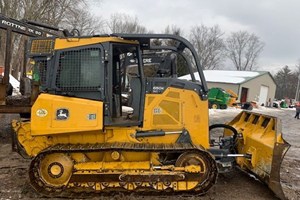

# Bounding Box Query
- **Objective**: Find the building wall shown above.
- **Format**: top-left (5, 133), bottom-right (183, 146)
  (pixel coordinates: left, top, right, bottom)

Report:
top-left (240, 73), bottom-right (276, 105)
top-left (206, 73), bottom-right (276, 105)
top-left (207, 82), bottom-right (239, 94)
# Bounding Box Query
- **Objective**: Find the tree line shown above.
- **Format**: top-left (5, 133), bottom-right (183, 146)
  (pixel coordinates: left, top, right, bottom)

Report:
top-left (102, 17), bottom-right (265, 72)
top-left (274, 64), bottom-right (300, 101)
top-left (0, 0), bottom-right (299, 100)
top-left (0, 0), bottom-right (265, 74)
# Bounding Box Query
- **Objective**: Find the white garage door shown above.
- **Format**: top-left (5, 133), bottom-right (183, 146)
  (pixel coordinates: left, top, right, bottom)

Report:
top-left (259, 85), bottom-right (269, 106)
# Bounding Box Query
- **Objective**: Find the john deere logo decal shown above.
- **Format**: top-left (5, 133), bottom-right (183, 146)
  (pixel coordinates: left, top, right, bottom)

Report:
top-left (56, 108), bottom-right (69, 120)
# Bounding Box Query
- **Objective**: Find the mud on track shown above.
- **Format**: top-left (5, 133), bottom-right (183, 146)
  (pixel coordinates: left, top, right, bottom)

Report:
top-left (0, 108), bottom-right (299, 199)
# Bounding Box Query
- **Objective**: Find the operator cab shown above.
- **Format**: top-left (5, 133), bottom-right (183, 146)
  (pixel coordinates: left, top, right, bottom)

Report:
top-left (28, 34), bottom-right (208, 127)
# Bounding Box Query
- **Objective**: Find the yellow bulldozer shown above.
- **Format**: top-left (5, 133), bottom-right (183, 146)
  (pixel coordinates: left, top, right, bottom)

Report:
top-left (0, 27), bottom-right (290, 199)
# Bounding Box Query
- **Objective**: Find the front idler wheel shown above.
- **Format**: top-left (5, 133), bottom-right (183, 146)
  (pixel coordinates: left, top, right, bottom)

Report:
top-left (39, 153), bottom-right (73, 187)
top-left (175, 151), bottom-right (217, 193)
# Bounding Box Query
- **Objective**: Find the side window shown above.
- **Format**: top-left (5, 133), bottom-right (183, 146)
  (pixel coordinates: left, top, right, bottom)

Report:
top-left (56, 48), bottom-right (102, 90)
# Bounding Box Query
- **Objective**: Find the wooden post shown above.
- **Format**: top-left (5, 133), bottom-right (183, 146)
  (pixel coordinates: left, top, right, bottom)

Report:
top-left (3, 28), bottom-right (12, 84)
top-left (0, 28), bottom-right (12, 104)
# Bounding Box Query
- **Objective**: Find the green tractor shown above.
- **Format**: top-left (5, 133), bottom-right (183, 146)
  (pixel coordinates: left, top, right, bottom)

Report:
top-left (208, 87), bottom-right (230, 109)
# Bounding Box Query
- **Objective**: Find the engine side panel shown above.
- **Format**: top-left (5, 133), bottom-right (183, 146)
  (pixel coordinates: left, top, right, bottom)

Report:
top-left (31, 94), bottom-right (103, 135)
top-left (142, 87), bottom-right (210, 149)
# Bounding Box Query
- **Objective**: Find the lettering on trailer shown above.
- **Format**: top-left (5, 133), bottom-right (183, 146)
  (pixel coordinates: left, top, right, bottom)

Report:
top-left (28, 28), bottom-right (42, 36)
top-left (1, 19), bottom-right (42, 36)
top-left (1, 20), bottom-right (26, 31)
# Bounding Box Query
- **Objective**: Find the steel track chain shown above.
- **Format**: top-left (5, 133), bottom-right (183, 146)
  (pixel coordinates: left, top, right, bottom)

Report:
top-left (29, 142), bottom-right (218, 198)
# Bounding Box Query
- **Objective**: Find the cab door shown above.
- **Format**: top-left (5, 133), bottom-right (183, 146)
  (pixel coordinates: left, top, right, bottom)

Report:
top-left (104, 43), bottom-right (145, 126)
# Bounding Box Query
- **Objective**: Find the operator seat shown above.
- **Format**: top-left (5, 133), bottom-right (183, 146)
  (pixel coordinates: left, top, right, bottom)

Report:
top-left (128, 77), bottom-right (141, 119)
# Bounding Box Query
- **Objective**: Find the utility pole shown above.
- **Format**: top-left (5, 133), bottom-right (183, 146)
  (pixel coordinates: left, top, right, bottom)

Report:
top-left (295, 74), bottom-right (300, 102)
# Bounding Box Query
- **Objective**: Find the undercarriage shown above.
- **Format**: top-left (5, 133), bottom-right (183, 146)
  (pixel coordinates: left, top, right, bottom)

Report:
top-left (29, 143), bottom-right (218, 197)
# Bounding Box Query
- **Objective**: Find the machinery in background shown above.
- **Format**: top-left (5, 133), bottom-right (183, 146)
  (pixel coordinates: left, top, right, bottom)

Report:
top-left (208, 87), bottom-right (230, 109)
top-left (226, 89), bottom-right (239, 107)
top-left (0, 14), bottom-right (76, 113)
top-left (208, 88), bottom-right (230, 109)
top-left (208, 88), bottom-right (238, 109)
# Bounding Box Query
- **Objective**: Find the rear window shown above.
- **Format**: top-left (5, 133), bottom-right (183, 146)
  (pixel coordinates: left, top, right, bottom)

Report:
top-left (56, 48), bottom-right (102, 91)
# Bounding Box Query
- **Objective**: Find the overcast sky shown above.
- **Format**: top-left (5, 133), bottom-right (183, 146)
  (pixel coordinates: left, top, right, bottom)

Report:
top-left (90, 0), bottom-right (300, 73)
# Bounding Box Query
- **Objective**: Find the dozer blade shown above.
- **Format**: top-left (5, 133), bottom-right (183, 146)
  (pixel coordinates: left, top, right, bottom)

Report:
top-left (226, 111), bottom-right (290, 200)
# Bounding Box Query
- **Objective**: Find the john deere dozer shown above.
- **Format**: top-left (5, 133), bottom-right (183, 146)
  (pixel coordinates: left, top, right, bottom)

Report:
top-left (0, 25), bottom-right (290, 199)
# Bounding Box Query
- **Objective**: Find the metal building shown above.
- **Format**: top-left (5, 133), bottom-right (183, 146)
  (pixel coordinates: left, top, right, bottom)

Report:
top-left (180, 70), bottom-right (277, 106)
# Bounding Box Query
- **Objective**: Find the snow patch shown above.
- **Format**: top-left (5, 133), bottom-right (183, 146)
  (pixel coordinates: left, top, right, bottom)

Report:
top-left (9, 75), bottom-right (20, 90)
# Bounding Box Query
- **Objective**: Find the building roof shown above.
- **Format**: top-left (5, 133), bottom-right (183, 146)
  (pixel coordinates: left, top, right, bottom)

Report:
top-left (179, 70), bottom-right (271, 84)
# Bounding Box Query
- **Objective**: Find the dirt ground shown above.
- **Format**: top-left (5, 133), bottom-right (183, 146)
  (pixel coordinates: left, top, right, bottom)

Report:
top-left (0, 108), bottom-right (299, 200)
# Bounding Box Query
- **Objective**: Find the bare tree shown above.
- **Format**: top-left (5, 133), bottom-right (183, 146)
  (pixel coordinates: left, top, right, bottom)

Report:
top-left (106, 13), bottom-right (147, 34)
top-left (161, 25), bottom-right (191, 76)
top-left (163, 25), bottom-right (184, 45)
top-left (164, 25), bottom-right (183, 36)
top-left (62, 7), bottom-right (105, 35)
top-left (226, 30), bottom-right (264, 71)
top-left (0, 0), bottom-right (24, 67)
top-left (189, 24), bottom-right (225, 70)
top-left (0, 0), bottom-right (97, 78)
top-left (17, 0), bottom-right (86, 26)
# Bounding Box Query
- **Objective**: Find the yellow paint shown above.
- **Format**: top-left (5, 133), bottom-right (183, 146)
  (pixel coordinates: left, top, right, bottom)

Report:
top-left (13, 84), bottom-right (211, 192)
top-left (12, 120), bottom-right (52, 157)
top-left (183, 165), bottom-right (201, 173)
top-left (31, 94), bottom-right (103, 135)
top-left (142, 87), bottom-right (210, 149)
top-left (50, 164), bottom-right (62, 176)
top-left (39, 153), bottom-right (73, 187)
top-left (54, 37), bottom-right (138, 50)
top-left (71, 153), bottom-right (89, 163)
top-left (226, 89), bottom-right (238, 107)
top-left (111, 151), bottom-right (120, 160)
top-left (74, 161), bottom-right (150, 171)
top-left (228, 111), bottom-right (288, 179)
